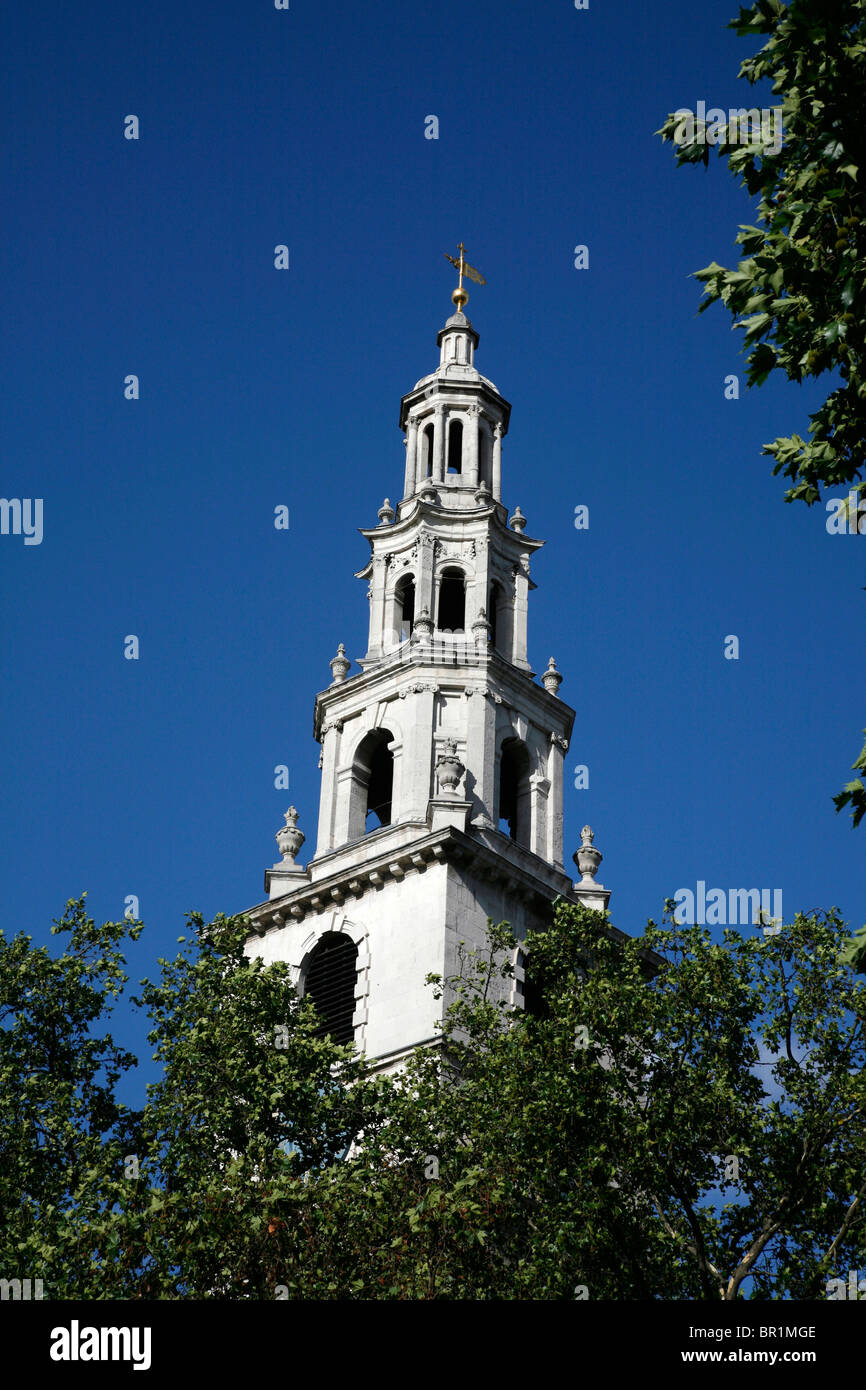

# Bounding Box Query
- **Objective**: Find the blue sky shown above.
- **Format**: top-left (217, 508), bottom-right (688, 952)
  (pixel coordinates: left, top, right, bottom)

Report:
top-left (2, 0), bottom-right (863, 1087)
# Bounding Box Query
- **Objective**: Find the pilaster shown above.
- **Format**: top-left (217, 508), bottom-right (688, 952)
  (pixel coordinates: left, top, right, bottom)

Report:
top-left (404, 418), bottom-right (418, 497)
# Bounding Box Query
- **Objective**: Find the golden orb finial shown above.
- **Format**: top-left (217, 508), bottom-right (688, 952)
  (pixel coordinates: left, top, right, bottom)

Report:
top-left (443, 242), bottom-right (485, 314)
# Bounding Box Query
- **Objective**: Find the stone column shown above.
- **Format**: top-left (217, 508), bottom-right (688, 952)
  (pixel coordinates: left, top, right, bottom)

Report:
top-left (529, 771), bottom-right (550, 860)
top-left (401, 684), bottom-right (437, 821)
top-left (432, 406), bottom-right (445, 483)
top-left (466, 405), bottom-right (480, 487)
top-left (415, 420), bottom-right (429, 490)
top-left (492, 423), bottom-right (503, 500)
top-left (387, 731), bottom-right (404, 823)
top-left (464, 686), bottom-right (496, 827)
top-left (367, 554), bottom-right (388, 658)
top-left (416, 533), bottom-right (436, 624)
top-left (547, 733), bottom-right (566, 868)
top-left (315, 719), bottom-right (343, 857)
top-left (512, 562), bottom-right (531, 669)
top-left (404, 418), bottom-right (418, 497)
top-left (333, 762), bottom-right (357, 846)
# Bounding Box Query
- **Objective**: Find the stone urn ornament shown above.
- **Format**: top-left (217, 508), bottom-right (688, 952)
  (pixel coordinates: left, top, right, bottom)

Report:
top-left (276, 805), bottom-right (305, 864)
top-left (412, 604), bottom-right (434, 641)
top-left (574, 824), bottom-right (602, 882)
top-left (541, 657), bottom-right (563, 696)
top-left (330, 642), bottom-right (351, 684)
top-left (436, 737), bottom-right (465, 796)
top-left (471, 606), bottom-right (492, 643)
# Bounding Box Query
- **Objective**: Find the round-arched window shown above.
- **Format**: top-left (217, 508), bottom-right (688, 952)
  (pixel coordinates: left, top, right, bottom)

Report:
top-left (303, 932), bottom-right (358, 1045)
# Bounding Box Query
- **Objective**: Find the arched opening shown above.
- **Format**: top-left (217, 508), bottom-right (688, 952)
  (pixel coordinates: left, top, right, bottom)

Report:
top-left (348, 728), bottom-right (395, 838)
top-left (479, 426), bottom-right (492, 489)
top-left (422, 424), bottom-right (434, 479)
top-left (366, 740), bottom-right (393, 828)
top-left (499, 737), bottom-right (532, 846)
top-left (488, 580), bottom-right (504, 651)
top-left (396, 574), bottom-right (415, 641)
top-left (447, 419), bottom-right (463, 474)
top-left (303, 933), bottom-right (358, 1045)
top-left (437, 567), bottom-right (465, 633)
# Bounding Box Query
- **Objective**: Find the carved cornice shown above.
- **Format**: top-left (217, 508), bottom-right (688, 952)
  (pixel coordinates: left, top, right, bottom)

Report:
top-left (314, 644), bottom-right (573, 746)
top-left (246, 825), bottom-right (577, 937)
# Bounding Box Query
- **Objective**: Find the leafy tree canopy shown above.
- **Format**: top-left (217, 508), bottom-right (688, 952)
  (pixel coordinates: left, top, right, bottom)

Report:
top-left (3, 897), bottom-right (864, 1299)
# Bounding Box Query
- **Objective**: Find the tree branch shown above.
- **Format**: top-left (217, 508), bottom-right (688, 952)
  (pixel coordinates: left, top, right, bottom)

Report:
top-left (823, 1175), bottom-right (866, 1269)
top-left (650, 1191), bottom-right (723, 1297)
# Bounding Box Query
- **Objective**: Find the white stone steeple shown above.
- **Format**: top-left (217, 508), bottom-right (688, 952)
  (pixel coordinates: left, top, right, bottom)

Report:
top-left (399, 307), bottom-right (506, 507)
top-left (244, 276), bottom-right (610, 1071)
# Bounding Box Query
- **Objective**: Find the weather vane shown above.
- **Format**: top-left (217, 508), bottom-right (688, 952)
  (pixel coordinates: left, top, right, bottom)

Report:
top-left (443, 242), bottom-right (485, 312)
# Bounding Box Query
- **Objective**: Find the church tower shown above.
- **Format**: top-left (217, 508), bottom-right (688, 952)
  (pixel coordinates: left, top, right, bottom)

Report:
top-left (244, 252), bottom-right (610, 1071)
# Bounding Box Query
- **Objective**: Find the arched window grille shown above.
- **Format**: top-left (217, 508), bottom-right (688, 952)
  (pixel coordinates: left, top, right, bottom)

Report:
top-left (303, 933), bottom-right (358, 1044)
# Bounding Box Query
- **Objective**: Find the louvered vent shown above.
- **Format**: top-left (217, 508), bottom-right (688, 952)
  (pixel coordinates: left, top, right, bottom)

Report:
top-left (303, 933), bottom-right (358, 1045)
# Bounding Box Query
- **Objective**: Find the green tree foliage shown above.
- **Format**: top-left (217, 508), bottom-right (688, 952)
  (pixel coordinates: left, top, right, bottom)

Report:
top-left (266, 903), bottom-right (866, 1299)
top-left (0, 896), bottom-right (142, 1288)
top-left (657, 0), bottom-right (866, 826)
top-left (2, 899), bottom-right (864, 1298)
top-left (65, 912), bottom-right (381, 1298)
